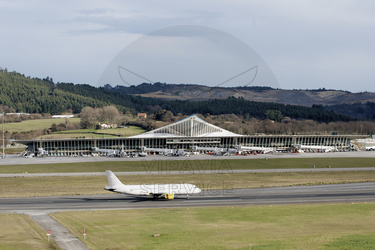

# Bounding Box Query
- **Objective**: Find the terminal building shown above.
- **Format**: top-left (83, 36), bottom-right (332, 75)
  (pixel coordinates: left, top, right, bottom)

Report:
top-left (18, 114), bottom-right (365, 156)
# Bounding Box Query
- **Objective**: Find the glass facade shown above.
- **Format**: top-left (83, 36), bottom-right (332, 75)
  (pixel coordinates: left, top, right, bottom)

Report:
top-left (23, 134), bottom-right (358, 156)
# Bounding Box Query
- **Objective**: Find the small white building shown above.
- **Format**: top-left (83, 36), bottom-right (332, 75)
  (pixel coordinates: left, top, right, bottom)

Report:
top-left (137, 113), bottom-right (147, 118)
top-left (5, 113), bottom-right (30, 116)
top-left (52, 115), bottom-right (75, 118)
top-left (100, 123), bottom-right (110, 129)
top-left (100, 123), bottom-right (117, 129)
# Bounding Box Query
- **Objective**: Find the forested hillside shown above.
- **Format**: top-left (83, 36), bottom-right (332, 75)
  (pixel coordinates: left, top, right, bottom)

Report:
top-left (58, 83), bottom-right (354, 123)
top-left (0, 70), bottom-right (113, 114)
top-left (104, 82), bottom-right (375, 120)
top-left (57, 82), bottom-right (160, 113)
top-left (0, 69), bottom-right (357, 122)
top-left (327, 102), bottom-right (375, 120)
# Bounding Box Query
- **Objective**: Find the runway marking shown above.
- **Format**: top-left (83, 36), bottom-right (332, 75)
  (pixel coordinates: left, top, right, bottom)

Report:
top-left (183, 199), bottom-right (243, 203)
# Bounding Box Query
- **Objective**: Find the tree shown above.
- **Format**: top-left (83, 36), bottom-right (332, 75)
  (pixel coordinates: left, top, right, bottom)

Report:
top-left (80, 107), bottom-right (99, 129)
top-left (99, 105), bottom-right (120, 124)
top-left (51, 123), bottom-right (58, 132)
top-left (155, 110), bottom-right (174, 122)
top-left (265, 110), bottom-right (283, 122)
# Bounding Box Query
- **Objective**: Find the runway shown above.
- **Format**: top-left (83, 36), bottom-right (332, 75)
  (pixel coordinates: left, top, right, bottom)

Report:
top-left (1, 182), bottom-right (374, 214)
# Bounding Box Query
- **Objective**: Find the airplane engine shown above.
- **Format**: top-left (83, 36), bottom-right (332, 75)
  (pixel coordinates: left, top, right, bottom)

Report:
top-left (164, 193), bottom-right (174, 200)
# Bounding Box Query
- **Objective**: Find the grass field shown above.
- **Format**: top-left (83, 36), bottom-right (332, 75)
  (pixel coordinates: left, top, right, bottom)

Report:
top-left (2, 147), bottom-right (27, 154)
top-left (0, 214), bottom-right (59, 249)
top-left (1, 171), bottom-right (374, 197)
top-left (40, 126), bottom-right (146, 139)
top-left (3, 118), bottom-right (81, 133)
top-left (2, 117), bottom-right (145, 139)
top-left (0, 158), bottom-right (374, 174)
top-left (51, 203), bottom-right (375, 249)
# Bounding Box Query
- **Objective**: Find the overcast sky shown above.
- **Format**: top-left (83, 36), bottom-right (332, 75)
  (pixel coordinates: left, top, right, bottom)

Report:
top-left (1, 0), bottom-right (374, 92)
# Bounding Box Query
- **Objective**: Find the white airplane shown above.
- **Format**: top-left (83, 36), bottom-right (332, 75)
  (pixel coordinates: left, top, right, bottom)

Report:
top-left (295, 145), bottom-right (335, 153)
top-left (235, 145), bottom-right (274, 154)
top-left (192, 146), bottom-right (237, 155)
top-left (141, 147), bottom-right (190, 157)
top-left (104, 170), bottom-right (201, 200)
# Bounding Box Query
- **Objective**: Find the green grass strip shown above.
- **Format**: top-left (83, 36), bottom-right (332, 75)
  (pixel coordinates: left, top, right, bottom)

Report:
top-left (0, 214), bottom-right (59, 249)
top-left (51, 203), bottom-right (375, 249)
top-left (0, 158), bottom-right (374, 174)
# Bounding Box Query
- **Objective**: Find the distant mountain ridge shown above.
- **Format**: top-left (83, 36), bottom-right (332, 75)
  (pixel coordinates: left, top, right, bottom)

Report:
top-left (103, 83), bottom-right (375, 120)
top-left (104, 83), bottom-right (375, 106)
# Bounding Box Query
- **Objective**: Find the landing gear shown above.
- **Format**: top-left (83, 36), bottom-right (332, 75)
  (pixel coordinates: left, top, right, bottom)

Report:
top-left (187, 194), bottom-right (190, 200)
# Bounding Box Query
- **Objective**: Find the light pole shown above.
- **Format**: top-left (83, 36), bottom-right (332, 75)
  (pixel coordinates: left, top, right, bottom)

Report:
top-left (2, 110), bottom-right (4, 159)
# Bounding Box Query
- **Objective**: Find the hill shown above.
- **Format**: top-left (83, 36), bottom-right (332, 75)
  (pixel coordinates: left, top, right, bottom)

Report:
top-left (0, 69), bottom-right (367, 122)
top-left (104, 83), bottom-right (375, 120)
top-left (0, 70), bottom-right (112, 114)
top-left (104, 83), bottom-right (375, 105)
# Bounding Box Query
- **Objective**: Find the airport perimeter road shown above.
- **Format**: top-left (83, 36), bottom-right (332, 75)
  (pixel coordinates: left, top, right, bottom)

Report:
top-left (1, 167), bottom-right (375, 178)
top-left (1, 182), bottom-right (374, 213)
top-left (1, 151), bottom-right (375, 166)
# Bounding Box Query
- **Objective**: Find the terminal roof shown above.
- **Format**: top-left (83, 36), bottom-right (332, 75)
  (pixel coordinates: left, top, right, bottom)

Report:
top-left (129, 114), bottom-right (241, 138)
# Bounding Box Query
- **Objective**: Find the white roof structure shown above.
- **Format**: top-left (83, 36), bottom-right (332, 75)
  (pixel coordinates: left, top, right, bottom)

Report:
top-left (130, 114), bottom-right (241, 138)
top-left (52, 115), bottom-right (75, 118)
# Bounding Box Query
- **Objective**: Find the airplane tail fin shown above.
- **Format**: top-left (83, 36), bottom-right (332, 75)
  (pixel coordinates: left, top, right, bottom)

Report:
top-left (106, 170), bottom-right (124, 187)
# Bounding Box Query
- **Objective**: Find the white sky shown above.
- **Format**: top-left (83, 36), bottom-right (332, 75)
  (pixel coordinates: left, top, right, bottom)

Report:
top-left (1, 0), bottom-right (374, 92)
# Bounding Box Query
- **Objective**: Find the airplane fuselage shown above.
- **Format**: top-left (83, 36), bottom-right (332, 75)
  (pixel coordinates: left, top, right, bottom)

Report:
top-left (104, 170), bottom-right (201, 199)
top-left (105, 183), bottom-right (201, 196)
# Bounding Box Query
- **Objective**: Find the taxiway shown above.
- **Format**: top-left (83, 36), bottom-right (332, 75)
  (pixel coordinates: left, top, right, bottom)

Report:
top-left (1, 182), bottom-right (374, 214)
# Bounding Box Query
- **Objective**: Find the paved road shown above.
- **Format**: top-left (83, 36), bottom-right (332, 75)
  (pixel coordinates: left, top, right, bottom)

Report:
top-left (29, 213), bottom-right (89, 250)
top-left (1, 182), bottom-right (374, 214)
top-left (1, 151), bottom-right (374, 166)
top-left (1, 167), bottom-right (375, 178)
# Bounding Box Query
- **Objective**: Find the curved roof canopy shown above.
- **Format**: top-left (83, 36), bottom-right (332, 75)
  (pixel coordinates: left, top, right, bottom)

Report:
top-left (130, 114), bottom-right (241, 138)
